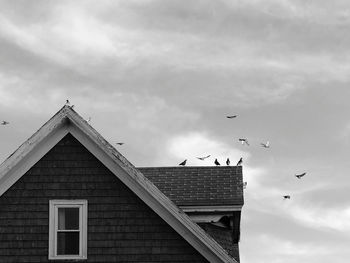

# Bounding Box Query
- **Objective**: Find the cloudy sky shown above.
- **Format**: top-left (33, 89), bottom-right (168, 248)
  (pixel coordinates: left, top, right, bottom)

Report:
top-left (1, 0), bottom-right (350, 262)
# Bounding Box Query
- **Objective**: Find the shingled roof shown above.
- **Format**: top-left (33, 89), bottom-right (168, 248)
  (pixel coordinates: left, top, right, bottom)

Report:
top-left (138, 166), bottom-right (244, 207)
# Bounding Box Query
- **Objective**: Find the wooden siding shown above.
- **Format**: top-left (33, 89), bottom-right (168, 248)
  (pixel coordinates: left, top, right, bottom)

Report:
top-left (0, 134), bottom-right (209, 263)
top-left (199, 223), bottom-right (240, 262)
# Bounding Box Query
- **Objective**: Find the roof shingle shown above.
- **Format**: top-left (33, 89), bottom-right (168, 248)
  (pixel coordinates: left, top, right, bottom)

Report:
top-left (138, 166), bottom-right (244, 206)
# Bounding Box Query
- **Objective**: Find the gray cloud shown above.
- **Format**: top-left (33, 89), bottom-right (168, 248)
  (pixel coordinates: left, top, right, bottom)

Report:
top-left (0, 2), bottom-right (349, 263)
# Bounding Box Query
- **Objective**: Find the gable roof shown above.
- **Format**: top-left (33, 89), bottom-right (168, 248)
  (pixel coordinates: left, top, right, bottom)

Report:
top-left (139, 166), bottom-right (244, 207)
top-left (0, 105), bottom-right (238, 263)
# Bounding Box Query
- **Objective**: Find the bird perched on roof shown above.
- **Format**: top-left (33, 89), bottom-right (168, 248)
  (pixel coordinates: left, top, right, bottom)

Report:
top-left (65, 99), bottom-right (70, 106)
top-left (197, 155), bottom-right (211, 160)
top-left (261, 141), bottom-right (270, 148)
top-left (236, 157), bottom-right (243, 166)
top-left (295, 172), bottom-right (306, 179)
top-left (226, 115), bottom-right (237, 119)
top-left (179, 159), bottom-right (187, 166)
top-left (283, 195), bottom-right (291, 199)
top-left (116, 142), bottom-right (124, 145)
top-left (239, 138), bottom-right (249, 146)
top-left (1, 121), bottom-right (9, 125)
top-left (214, 159), bottom-right (220, 166)
top-left (226, 158), bottom-right (230, 165)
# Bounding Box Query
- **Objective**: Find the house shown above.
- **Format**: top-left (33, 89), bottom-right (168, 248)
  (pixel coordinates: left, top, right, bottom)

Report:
top-left (0, 106), bottom-right (244, 262)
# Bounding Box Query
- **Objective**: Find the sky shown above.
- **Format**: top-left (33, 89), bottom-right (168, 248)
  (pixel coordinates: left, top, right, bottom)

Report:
top-left (0, 0), bottom-right (350, 262)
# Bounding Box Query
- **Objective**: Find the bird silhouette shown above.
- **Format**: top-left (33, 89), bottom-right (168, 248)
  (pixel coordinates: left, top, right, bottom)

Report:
top-left (65, 99), bottom-right (70, 106)
top-left (226, 158), bottom-right (230, 165)
top-left (116, 142), bottom-right (124, 145)
top-left (197, 155), bottom-right (211, 160)
top-left (179, 159), bottom-right (187, 166)
top-left (214, 159), bottom-right (220, 166)
top-left (226, 115), bottom-right (237, 119)
top-left (295, 172), bottom-right (306, 179)
top-left (261, 141), bottom-right (270, 148)
top-left (239, 138), bottom-right (249, 146)
top-left (283, 195), bottom-right (291, 199)
top-left (236, 157), bottom-right (243, 166)
top-left (1, 121), bottom-right (9, 125)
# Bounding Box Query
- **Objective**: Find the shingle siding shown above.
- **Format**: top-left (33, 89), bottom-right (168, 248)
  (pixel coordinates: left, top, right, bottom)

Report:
top-left (0, 134), bottom-right (209, 263)
top-left (199, 223), bottom-right (240, 262)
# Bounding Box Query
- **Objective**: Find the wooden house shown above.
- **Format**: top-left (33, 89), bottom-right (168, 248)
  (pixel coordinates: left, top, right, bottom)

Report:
top-left (0, 106), bottom-right (244, 262)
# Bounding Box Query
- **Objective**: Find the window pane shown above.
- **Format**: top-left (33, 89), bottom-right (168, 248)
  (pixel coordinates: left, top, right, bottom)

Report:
top-left (58, 208), bottom-right (79, 230)
top-left (57, 232), bottom-right (80, 255)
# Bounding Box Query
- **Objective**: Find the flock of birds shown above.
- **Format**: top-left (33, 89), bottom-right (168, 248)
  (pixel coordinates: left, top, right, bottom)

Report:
top-left (1, 102), bottom-right (307, 199)
top-left (178, 156), bottom-right (243, 167)
top-left (175, 114), bottom-right (307, 199)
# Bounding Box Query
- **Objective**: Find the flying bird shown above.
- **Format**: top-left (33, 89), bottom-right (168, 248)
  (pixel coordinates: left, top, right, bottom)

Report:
top-left (116, 142), bottom-right (124, 145)
top-left (1, 121), bottom-right (9, 125)
top-left (295, 172), bottom-right (306, 179)
top-left (214, 159), bottom-right (220, 166)
top-left (197, 155), bottom-right (211, 160)
top-left (239, 138), bottom-right (249, 146)
top-left (226, 115), bottom-right (237, 119)
top-left (283, 195), bottom-right (291, 199)
top-left (261, 141), bottom-right (270, 148)
top-left (179, 159), bottom-right (187, 166)
top-left (226, 158), bottom-right (230, 166)
top-left (236, 157), bottom-right (243, 166)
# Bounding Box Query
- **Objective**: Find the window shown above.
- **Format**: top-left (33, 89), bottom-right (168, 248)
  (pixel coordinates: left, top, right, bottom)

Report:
top-left (49, 200), bottom-right (88, 260)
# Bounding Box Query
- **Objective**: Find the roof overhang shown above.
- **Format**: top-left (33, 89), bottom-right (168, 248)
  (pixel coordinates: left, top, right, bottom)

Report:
top-left (180, 205), bottom-right (242, 213)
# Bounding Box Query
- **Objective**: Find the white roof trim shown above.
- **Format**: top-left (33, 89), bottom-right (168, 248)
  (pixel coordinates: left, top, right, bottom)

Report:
top-left (0, 106), bottom-right (238, 263)
top-left (180, 205), bottom-right (242, 213)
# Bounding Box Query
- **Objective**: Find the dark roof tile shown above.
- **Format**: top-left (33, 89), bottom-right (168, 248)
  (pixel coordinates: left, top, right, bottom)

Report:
top-left (138, 166), bottom-right (244, 206)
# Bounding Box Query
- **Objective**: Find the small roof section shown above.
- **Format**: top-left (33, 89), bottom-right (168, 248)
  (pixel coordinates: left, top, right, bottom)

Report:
top-left (139, 166), bottom-right (244, 207)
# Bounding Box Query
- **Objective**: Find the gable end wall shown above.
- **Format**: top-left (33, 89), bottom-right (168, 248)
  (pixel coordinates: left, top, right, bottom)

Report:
top-left (0, 134), bottom-right (209, 263)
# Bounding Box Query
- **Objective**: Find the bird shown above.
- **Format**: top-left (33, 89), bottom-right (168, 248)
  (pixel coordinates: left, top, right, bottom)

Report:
top-left (236, 157), bottom-right (243, 166)
top-left (179, 159), bottom-right (187, 166)
top-left (65, 99), bottom-right (70, 106)
top-left (1, 121), bottom-right (9, 125)
top-left (226, 158), bottom-right (230, 165)
top-left (214, 159), bottom-right (220, 166)
top-left (116, 142), bottom-right (124, 145)
top-left (226, 115), bottom-right (237, 119)
top-left (261, 141), bottom-right (270, 148)
top-left (239, 138), bottom-right (249, 146)
top-left (283, 195), bottom-right (291, 199)
top-left (197, 155), bottom-right (211, 160)
top-left (295, 172), bottom-right (306, 179)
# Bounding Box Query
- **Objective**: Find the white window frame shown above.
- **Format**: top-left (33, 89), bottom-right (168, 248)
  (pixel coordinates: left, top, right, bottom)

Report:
top-left (49, 200), bottom-right (88, 260)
